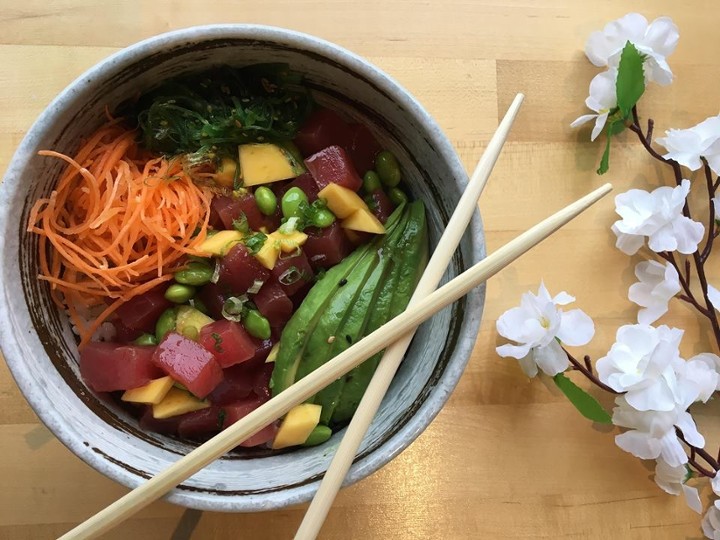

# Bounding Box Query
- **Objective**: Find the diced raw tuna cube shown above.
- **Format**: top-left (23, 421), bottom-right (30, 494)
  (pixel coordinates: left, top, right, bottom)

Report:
top-left (305, 146), bottom-right (363, 192)
top-left (253, 363), bottom-right (275, 401)
top-left (303, 223), bottom-right (353, 269)
top-left (139, 407), bottom-right (184, 435)
top-left (248, 338), bottom-right (275, 365)
top-left (253, 281), bottom-right (293, 329)
top-left (111, 319), bottom-right (143, 343)
top-left (198, 320), bottom-right (257, 368)
top-left (178, 406), bottom-right (225, 438)
top-left (218, 244), bottom-right (271, 296)
top-left (224, 396), bottom-right (278, 447)
top-left (294, 108), bottom-right (352, 157)
top-left (207, 363), bottom-right (256, 405)
top-left (196, 282), bottom-right (229, 320)
top-left (80, 343), bottom-right (163, 392)
top-left (114, 286), bottom-right (172, 333)
top-left (273, 172), bottom-right (319, 202)
top-left (290, 282), bottom-right (314, 309)
top-left (271, 250), bottom-right (314, 297)
top-left (346, 123), bottom-right (381, 174)
top-left (212, 194), bottom-right (280, 232)
top-left (152, 332), bottom-right (223, 398)
top-left (366, 189), bottom-right (395, 224)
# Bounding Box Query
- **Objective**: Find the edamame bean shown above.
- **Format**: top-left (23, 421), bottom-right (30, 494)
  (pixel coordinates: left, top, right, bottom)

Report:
top-left (164, 284), bottom-right (196, 304)
top-left (375, 150), bottom-right (401, 187)
top-left (312, 208), bottom-right (336, 228)
top-left (302, 425), bottom-right (333, 446)
top-left (243, 309), bottom-right (271, 340)
top-left (174, 262), bottom-right (213, 286)
top-left (281, 187), bottom-right (309, 219)
top-left (155, 308), bottom-right (177, 342)
top-left (254, 186), bottom-right (277, 216)
top-left (388, 187), bottom-right (408, 206)
top-left (362, 170), bottom-right (382, 193)
top-left (133, 333), bottom-right (159, 346)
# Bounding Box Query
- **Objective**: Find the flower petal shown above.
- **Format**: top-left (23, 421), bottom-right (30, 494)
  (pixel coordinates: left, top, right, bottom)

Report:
top-left (496, 342), bottom-right (533, 360)
top-left (570, 113), bottom-right (598, 129)
top-left (591, 112), bottom-right (608, 142)
top-left (533, 340), bottom-right (569, 376)
top-left (709, 285), bottom-right (720, 312)
top-left (557, 309), bottom-right (595, 346)
top-left (682, 484), bottom-right (703, 514)
top-left (644, 17), bottom-right (680, 57)
top-left (615, 430), bottom-right (661, 460)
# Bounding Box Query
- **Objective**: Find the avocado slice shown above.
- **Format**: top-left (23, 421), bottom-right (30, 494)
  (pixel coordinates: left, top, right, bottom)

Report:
top-left (238, 143), bottom-right (305, 186)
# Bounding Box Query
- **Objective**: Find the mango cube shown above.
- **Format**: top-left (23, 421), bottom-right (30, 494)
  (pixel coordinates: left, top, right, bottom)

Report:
top-left (239, 143), bottom-right (303, 186)
top-left (317, 183), bottom-right (367, 219)
top-left (254, 239), bottom-right (281, 269)
top-left (341, 208), bottom-right (386, 234)
top-left (197, 230), bottom-right (244, 257)
top-left (271, 230), bottom-right (308, 253)
top-left (121, 376), bottom-right (174, 405)
top-left (152, 387), bottom-right (209, 419)
top-left (272, 403), bottom-right (322, 449)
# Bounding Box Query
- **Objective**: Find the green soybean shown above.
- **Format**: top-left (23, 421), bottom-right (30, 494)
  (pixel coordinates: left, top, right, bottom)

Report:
top-left (133, 333), bottom-right (159, 346)
top-left (362, 170), bottom-right (382, 193)
top-left (375, 150), bottom-right (401, 187)
top-left (302, 425), bottom-right (333, 447)
top-left (155, 308), bottom-right (177, 342)
top-left (312, 208), bottom-right (336, 228)
top-left (243, 309), bottom-right (271, 340)
top-left (388, 187), bottom-right (408, 206)
top-left (281, 187), bottom-right (309, 219)
top-left (164, 284), bottom-right (196, 304)
top-left (174, 262), bottom-right (213, 286)
top-left (255, 186), bottom-right (277, 216)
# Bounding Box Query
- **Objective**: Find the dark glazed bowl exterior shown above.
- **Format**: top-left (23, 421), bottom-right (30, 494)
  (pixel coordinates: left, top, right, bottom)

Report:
top-left (0, 25), bottom-right (485, 511)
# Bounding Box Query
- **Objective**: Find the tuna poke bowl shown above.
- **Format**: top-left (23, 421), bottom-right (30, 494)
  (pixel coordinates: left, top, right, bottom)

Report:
top-left (0, 25), bottom-right (485, 510)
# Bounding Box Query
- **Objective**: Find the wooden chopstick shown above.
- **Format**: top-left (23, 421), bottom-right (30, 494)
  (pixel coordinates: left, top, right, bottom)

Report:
top-left (59, 182), bottom-right (612, 540)
top-left (294, 93), bottom-right (525, 539)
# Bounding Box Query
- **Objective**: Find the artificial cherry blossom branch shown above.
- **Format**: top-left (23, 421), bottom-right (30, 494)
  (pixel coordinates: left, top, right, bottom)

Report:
top-left (563, 348), bottom-right (621, 395)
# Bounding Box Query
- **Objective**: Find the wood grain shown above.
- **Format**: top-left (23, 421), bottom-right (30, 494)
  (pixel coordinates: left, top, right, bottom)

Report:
top-left (1, 1), bottom-right (719, 538)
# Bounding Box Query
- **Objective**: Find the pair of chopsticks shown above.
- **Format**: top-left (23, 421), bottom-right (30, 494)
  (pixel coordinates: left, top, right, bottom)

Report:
top-left (59, 93), bottom-right (612, 540)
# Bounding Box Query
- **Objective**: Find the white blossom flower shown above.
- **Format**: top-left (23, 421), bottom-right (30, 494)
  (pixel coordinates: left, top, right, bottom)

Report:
top-left (628, 260), bottom-right (681, 324)
top-left (570, 69), bottom-right (618, 141)
top-left (585, 13), bottom-right (679, 85)
top-left (612, 179), bottom-right (705, 255)
top-left (597, 324), bottom-right (683, 411)
top-left (612, 396), bottom-right (703, 467)
top-left (714, 196), bottom-right (720, 217)
top-left (703, 500), bottom-right (720, 540)
top-left (656, 115), bottom-right (720, 176)
top-left (654, 459), bottom-right (702, 513)
top-left (692, 353), bottom-right (720, 392)
top-left (709, 284), bottom-right (720, 312)
top-left (496, 283), bottom-right (594, 378)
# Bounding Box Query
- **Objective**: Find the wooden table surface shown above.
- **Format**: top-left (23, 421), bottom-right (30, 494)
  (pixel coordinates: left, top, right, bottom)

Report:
top-left (2, 1), bottom-right (719, 539)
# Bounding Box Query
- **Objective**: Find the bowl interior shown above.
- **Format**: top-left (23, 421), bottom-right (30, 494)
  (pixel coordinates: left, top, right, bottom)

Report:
top-left (0, 26), bottom-right (484, 511)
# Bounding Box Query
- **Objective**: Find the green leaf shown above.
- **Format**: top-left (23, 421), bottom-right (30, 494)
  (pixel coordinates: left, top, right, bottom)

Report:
top-left (616, 42), bottom-right (646, 117)
top-left (553, 372), bottom-right (613, 424)
top-left (596, 118), bottom-right (626, 175)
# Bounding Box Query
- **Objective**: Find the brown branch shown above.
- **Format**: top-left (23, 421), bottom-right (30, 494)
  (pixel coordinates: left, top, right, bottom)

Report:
top-left (563, 348), bottom-right (622, 395)
top-left (676, 427), bottom-right (719, 477)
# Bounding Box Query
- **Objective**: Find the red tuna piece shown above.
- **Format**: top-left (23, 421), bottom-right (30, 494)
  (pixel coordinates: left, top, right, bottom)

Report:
top-left (225, 396), bottom-right (278, 447)
top-left (217, 243), bottom-right (271, 296)
top-left (303, 223), bottom-right (353, 269)
top-left (293, 108), bottom-right (352, 157)
top-left (305, 146), bottom-right (363, 192)
top-left (366, 189), bottom-right (395, 224)
top-left (253, 281), bottom-right (293, 329)
top-left (177, 406), bottom-right (225, 438)
top-left (346, 123), bottom-right (381, 174)
top-left (211, 194), bottom-right (280, 232)
top-left (80, 342), bottom-right (163, 392)
top-left (139, 407), bottom-right (185, 435)
top-left (196, 282), bottom-right (229, 320)
top-left (152, 332), bottom-right (223, 398)
top-left (271, 250), bottom-right (314, 297)
top-left (273, 172), bottom-right (319, 202)
top-left (198, 319), bottom-right (257, 368)
top-left (114, 286), bottom-right (172, 333)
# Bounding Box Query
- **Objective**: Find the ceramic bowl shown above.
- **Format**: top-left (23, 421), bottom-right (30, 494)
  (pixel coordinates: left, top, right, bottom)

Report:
top-left (0, 25), bottom-right (485, 511)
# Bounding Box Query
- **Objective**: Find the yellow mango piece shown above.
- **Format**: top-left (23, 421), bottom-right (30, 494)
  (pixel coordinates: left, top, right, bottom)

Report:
top-left (272, 404), bottom-right (322, 449)
top-left (175, 306), bottom-right (214, 341)
top-left (341, 208), bottom-right (386, 234)
top-left (270, 230), bottom-right (308, 253)
top-left (239, 143), bottom-right (302, 186)
top-left (121, 376), bottom-right (174, 405)
top-left (317, 183), bottom-right (367, 219)
top-left (254, 238), bottom-right (281, 269)
top-left (152, 387), bottom-right (209, 419)
top-left (215, 157), bottom-right (238, 188)
top-left (197, 230), bottom-right (244, 257)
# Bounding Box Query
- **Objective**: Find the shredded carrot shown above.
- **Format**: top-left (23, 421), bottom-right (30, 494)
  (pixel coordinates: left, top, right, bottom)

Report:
top-left (27, 121), bottom-right (212, 348)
